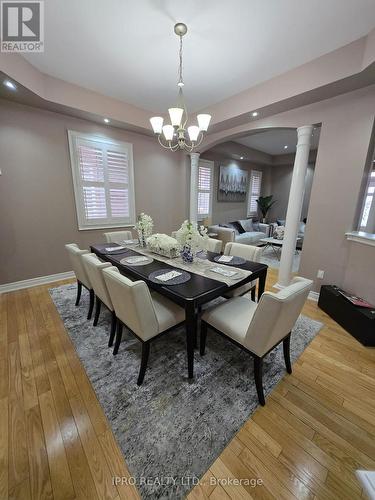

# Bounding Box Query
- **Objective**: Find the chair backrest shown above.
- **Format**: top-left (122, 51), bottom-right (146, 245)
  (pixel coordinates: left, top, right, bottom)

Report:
top-left (244, 277), bottom-right (313, 356)
top-left (103, 267), bottom-right (159, 340)
top-left (65, 243), bottom-right (91, 289)
top-left (224, 242), bottom-right (263, 262)
top-left (104, 231), bottom-right (133, 244)
top-left (206, 238), bottom-right (222, 254)
top-left (82, 254), bottom-right (113, 310)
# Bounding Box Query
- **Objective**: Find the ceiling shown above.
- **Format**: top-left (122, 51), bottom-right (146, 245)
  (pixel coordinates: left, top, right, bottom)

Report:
top-left (22, 0), bottom-right (375, 113)
top-left (234, 128), bottom-right (321, 155)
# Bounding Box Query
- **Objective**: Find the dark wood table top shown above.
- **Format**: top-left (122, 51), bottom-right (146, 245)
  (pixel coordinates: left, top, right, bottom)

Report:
top-left (90, 243), bottom-right (268, 307)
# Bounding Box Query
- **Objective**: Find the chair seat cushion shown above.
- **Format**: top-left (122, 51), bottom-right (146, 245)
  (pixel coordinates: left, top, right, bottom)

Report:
top-left (223, 280), bottom-right (256, 298)
top-left (152, 293), bottom-right (185, 334)
top-left (202, 297), bottom-right (257, 346)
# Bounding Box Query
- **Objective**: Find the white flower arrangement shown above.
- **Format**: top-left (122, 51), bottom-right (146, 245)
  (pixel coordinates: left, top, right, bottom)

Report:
top-left (135, 213), bottom-right (154, 246)
top-left (175, 220), bottom-right (209, 256)
top-left (146, 233), bottom-right (180, 259)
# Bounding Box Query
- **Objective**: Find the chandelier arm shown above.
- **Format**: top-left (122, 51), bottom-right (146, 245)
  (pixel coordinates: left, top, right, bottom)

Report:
top-left (158, 135), bottom-right (174, 149)
top-left (195, 133), bottom-right (204, 148)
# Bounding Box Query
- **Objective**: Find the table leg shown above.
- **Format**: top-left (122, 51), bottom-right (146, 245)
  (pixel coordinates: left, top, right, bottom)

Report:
top-left (185, 302), bottom-right (197, 379)
top-left (258, 269), bottom-right (267, 301)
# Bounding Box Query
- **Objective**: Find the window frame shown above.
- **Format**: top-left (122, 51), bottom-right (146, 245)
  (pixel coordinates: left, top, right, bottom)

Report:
top-left (197, 159), bottom-right (214, 219)
top-left (247, 169), bottom-right (263, 217)
top-left (358, 165), bottom-right (375, 233)
top-left (68, 130), bottom-right (136, 231)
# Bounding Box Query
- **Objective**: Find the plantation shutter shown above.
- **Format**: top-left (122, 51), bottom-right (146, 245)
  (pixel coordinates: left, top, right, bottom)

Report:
top-left (247, 170), bottom-right (262, 217)
top-left (197, 160), bottom-right (214, 218)
top-left (68, 131), bottom-right (135, 229)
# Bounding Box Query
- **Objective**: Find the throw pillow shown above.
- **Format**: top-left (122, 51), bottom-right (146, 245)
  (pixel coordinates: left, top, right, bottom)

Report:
top-left (239, 219), bottom-right (253, 232)
top-left (274, 226), bottom-right (285, 240)
top-left (276, 219), bottom-right (286, 226)
top-left (229, 221), bottom-right (245, 234)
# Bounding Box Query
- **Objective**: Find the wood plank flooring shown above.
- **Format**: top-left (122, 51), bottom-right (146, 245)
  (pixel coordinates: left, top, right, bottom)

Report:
top-left (1, 269), bottom-right (374, 499)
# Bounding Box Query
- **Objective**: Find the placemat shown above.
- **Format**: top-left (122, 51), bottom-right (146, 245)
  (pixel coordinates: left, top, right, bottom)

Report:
top-left (213, 255), bottom-right (246, 266)
top-left (101, 247), bottom-right (130, 256)
top-left (120, 255), bottom-right (154, 266)
top-left (148, 269), bottom-right (191, 285)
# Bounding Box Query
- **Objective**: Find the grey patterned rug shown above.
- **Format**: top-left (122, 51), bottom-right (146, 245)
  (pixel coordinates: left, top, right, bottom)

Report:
top-left (50, 284), bottom-right (322, 500)
top-left (260, 246), bottom-right (300, 271)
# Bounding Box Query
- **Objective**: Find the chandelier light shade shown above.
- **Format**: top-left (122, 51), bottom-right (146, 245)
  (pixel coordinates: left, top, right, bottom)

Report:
top-left (162, 124), bottom-right (174, 141)
top-left (150, 116), bottom-right (164, 134)
top-left (150, 23), bottom-right (212, 152)
top-left (168, 107), bottom-right (184, 127)
top-left (197, 114), bottom-right (211, 131)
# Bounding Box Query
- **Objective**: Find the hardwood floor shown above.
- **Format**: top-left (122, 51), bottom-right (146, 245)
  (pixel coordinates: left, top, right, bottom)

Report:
top-left (1, 269), bottom-right (374, 499)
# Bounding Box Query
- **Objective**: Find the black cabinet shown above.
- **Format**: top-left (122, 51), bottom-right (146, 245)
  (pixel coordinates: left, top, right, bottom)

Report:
top-left (318, 285), bottom-right (375, 347)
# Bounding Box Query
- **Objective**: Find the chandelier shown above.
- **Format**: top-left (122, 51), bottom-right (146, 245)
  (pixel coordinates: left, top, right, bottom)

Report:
top-left (149, 23), bottom-right (211, 152)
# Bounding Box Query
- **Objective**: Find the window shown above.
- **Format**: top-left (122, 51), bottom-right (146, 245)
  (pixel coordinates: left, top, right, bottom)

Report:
top-left (247, 170), bottom-right (262, 217)
top-left (359, 164), bottom-right (375, 233)
top-left (68, 131), bottom-right (135, 230)
top-left (197, 160), bottom-right (214, 218)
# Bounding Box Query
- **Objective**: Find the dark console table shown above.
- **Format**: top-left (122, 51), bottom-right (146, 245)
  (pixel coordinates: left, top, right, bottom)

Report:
top-left (318, 285), bottom-right (375, 347)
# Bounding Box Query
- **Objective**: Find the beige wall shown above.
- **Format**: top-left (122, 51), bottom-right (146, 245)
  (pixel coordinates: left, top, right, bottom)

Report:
top-left (201, 86), bottom-right (375, 302)
top-left (201, 152), bottom-right (271, 224)
top-left (268, 163), bottom-right (315, 221)
top-left (0, 99), bottom-right (187, 284)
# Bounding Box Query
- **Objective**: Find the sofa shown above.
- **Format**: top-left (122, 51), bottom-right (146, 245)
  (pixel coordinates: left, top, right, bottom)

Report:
top-left (208, 219), bottom-right (270, 247)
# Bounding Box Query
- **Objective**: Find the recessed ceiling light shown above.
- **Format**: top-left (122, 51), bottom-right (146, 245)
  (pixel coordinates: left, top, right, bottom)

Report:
top-left (240, 156), bottom-right (244, 160)
top-left (4, 79), bottom-right (16, 90)
top-left (104, 118), bottom-right (110, 123)
top-left (284, 145), bottom-right (288, 149)
top-left (251, 111), bottom-right (258, 117)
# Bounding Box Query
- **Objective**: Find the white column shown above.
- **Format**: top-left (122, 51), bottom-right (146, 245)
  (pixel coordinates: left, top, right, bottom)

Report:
top-left (277, 125), bottom-right (313, 287)
top-left (189, 152), bottom-right (200, 223)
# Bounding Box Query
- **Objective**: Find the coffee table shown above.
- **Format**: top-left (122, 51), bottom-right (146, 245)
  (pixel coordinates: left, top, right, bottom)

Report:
top-left (259, 237), bottom-right (302, 260)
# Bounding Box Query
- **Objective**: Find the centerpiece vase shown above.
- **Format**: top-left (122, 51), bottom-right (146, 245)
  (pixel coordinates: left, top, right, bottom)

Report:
top-left (180, 244), bottom-right (194, 264)
top-left (138, 229), bottom-right (147, 248)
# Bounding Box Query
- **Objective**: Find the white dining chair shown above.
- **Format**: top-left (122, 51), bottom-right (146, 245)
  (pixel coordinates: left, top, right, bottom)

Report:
top-left (82, 254), bottom-right (117, 346)
top-left (223, 242), bottom-right (263, 301)
top-left (104, 230), bottom-right (133, 244)
top-left (103, 266), bottom-right (185, 384)
top-left (65, 243), bottom-right (95, 319)
top-left (200, 277), bottom-right (313, 405)
top-left (206, 238), bottom-right (223, 254)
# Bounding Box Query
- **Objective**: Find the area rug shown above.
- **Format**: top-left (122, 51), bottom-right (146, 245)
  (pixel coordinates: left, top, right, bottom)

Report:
top-left (50, 284), bottom-right (322, 499)
top-left (260, 245), bottom-right (300, 271)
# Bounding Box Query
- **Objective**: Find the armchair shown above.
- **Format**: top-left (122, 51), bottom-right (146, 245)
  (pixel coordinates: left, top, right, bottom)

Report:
top-left (200, 277), bottom-right (313, 405)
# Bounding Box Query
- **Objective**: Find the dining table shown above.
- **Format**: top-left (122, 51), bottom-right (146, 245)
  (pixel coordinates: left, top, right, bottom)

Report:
top-left (90, 242), bottom-right (268, 379)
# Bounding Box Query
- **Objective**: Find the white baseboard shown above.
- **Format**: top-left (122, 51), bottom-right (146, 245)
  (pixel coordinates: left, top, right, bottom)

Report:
top-left (308, 291), bottom-right (320, 302)
top-left (0, 271), bottom-right (75, 294)
top-left (273, 282), bottom-right (320, 302)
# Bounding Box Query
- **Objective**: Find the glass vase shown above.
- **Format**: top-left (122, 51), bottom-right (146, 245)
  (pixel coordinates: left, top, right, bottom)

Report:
top-left (138, 229), bottom-right (147, 248)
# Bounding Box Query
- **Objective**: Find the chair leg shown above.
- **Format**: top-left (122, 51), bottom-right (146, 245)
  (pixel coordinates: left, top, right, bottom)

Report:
top-left (113, 320), bottom-right (123, 355)
top-left (137, 342), bottom-right (150, 386)
top-left (108, 311), bottom-right (116, 347)
top-left (200, 321), bottom-right (207, 356)
top-left (93, 296), bottom-right (101, 326)
top-left (87, 289), bottom-right (95, 320)
top-left (75, 281), bottom-right (82, 306)
top-left (251, 286), bottom-right (256, 302)
top-left (254, 356), bottom-right (265, 406)
top-left (283, 333), bottom-right (292, 374)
